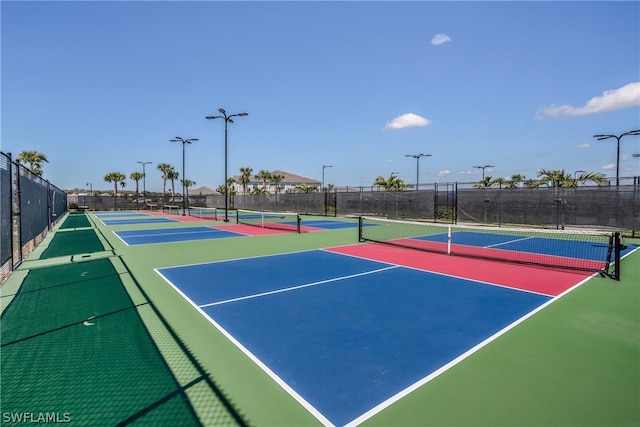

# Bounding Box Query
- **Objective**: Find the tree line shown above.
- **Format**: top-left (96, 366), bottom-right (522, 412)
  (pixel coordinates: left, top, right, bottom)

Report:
top-left (13, 150), bottom-right (610, 195)
top-left (371, 169), bottom-right (608, 191)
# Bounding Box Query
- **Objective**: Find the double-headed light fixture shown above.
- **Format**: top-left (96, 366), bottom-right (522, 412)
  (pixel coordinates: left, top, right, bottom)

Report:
top-left (593, 130), bottom-right (640, 186)
top-left (405, 153), bottom-right (431, 191)
top-left (206, 109), bottom-right (248, 221)
top-left (473, 164), bottom-right (494, 180)
top-left (136, 161), bottom-right (153, 209)
top-left (170, 138), bottom-right (198, 215)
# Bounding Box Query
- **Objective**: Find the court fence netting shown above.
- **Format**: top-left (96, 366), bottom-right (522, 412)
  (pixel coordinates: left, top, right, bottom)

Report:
top-left (359, 216), bottom-right (624, 280)
top-left (1, 151), bottom-right (67, 284)
top-left (68, 177), bottom-right (639, 235)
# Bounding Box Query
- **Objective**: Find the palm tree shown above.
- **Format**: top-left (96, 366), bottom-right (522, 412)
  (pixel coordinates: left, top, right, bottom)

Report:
top-left (130, 172), bottom-right (144, 205)
top-left (294, 183), bottom-right (319, 194)
top-left (216, 178), bottom-right (237, 194)
top-left (373, 176), bottom-right (388, 190)
top-left (104, 172), bottom-right (126, 210)
top-left (473, 176), bottom-right (497, 189)
top-left (270, 173), bottom-right (285, 195)
top-left (373, 174), bottom-right (410, 191)
top-left (239, 167), bottom-right (253, 195)
top-left (575, 171), bottom-right (607, 186)
top-left (157, 163), bottom-right (173, 206)
top-left (493, 177), bottom-right (507, 188)
top-left (255, 170), bottom-right (272, 193)
top-left (17, 150), bottom-right (48, 176)
top-left (251, 187), bottom-right (268, 195)
top-left (537, 169), bottom-right (576, 188)
top-left (181, 179), bottom-right (196, 208)
top-left (504, 174), bottom-right (526, 189)
top-left (167, 168), bottom-right (179, 198)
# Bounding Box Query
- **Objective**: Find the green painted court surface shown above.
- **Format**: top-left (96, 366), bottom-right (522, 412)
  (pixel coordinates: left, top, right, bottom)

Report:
top-left (1, 211), bottom-right (638, 426)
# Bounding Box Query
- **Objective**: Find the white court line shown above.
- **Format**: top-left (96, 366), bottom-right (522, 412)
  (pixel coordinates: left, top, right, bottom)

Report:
top-left (199, 265), bottom-right (399, 308)
top-left (483, 235), bottom-right (536, 248)
top-left (155, 268), bottom-right (335, 426)
top-left (117, 228), bottom-right (228, 239)
top-left (345, 272), bottom-right (595, 426)
top-left (326, 247), bottom-right (556, 298)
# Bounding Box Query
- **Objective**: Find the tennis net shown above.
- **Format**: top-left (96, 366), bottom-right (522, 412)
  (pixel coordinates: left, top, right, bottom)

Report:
top-left (188, 207), bottom-right (223, 220)
top-left (359, 216), bottom-right (622, 279)
top-left (236, 209), bottom-right (301, 233)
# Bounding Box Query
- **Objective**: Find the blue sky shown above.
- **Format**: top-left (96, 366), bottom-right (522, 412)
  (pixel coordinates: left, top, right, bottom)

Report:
top-left (2, 1), bottom-right (639, 192)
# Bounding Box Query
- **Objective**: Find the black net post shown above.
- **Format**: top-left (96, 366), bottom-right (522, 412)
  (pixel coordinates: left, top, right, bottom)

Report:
top-left (614, 232), bottom-right (621, 281)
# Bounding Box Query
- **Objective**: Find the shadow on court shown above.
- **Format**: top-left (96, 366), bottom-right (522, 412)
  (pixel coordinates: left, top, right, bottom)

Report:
top-left (0, 213), bottom-right (246, 426)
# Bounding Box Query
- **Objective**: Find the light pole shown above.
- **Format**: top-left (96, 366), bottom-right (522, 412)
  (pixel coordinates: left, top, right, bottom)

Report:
top-left (594, 130), bottom-right (640, 186)
top-left (86, 182), bottom-right (92, 209)
top-left (405, 154), bottom-right (431, 191)
top-left (473, 164), bottom-right (494, 180)
top-left (170, 137), bottom-right (198, 216)
top-left (322, 165), bottom-right (333, 192)
top-left (206, 108), bottom-right (248, 221)
top-left (137, 161), bottom-right (152, 209)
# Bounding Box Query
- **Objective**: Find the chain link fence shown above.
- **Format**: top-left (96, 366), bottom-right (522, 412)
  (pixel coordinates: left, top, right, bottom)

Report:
top-left (1, 151), bottom-right (67, 282)
top-left (66, 177), bottom-right (639, 234)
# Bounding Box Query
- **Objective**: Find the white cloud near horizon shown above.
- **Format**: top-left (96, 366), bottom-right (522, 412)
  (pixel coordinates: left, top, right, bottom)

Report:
top-left (437, 170), bottom-right (451, 177)
top-left (431, 33), bottom-right (451, 45)
top-left (578, 143), bottom-right (591, 149)
top-left (602, 163), bottom-right (616, 170)
top-left (536, 82), bottom-right (640, 119)
top-left (383, 113), bottom-right (432, 130)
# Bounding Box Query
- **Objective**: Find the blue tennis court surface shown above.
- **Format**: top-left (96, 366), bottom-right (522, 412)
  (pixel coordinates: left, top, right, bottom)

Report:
top-left (114, 226), bottom-right (245, 245)
top-left (93, 210), bottom-right (139, 215)
top-left (157, 249), bottom-right (552, 426)
top-left (301, 219), bottom-right (360, 230)
top-left (102, 217), bottom-right (178, 226)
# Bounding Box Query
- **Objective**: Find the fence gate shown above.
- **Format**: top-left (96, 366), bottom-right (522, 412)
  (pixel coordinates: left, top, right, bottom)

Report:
top-left (434, 182), bottom-right (457, 223)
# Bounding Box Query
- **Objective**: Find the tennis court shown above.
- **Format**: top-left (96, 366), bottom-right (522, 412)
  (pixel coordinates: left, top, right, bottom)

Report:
top-left (157, 249), bottom-right (562, 426)
top-left (3, 209), bottom-right (639, 426)
top-left (114, 226), bottom-right (247, 246)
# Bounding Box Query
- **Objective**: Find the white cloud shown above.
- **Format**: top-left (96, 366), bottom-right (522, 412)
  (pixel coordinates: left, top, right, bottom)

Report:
top-left (578, 143), bottom-right (591, 149)
top-left (536, 82), bottom-right (640, 119)
top-left (383, 113), bottom-right (432, 131)
top-left (602, 163), bottom-right (617, 170)
top-left (437, 170), bottom-right (451, 177)
top-left (431, 33), bottom-right (451, 46)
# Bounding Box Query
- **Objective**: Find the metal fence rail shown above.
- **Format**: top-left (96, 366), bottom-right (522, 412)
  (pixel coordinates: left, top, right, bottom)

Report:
top-left (1, 151), bottom-right (67, 282)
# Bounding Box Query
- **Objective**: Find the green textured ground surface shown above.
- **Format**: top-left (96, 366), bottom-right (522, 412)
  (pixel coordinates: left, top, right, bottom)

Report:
top-left (2, 210), bottom-right (638, 426)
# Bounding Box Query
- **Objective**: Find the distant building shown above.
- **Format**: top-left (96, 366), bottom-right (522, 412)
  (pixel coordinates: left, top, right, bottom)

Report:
top-left (189, 186), bottom-right (218, 196)
top-left (229, 170), bottom-right (320, 195)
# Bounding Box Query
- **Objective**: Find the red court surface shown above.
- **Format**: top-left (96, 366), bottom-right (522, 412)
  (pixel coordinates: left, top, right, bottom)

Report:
top-left (392, 238), bottom-right (605, 271)
top-left (328, 243), bottom-right (593, 297)
top-left (138, 210), bottom-right (210, 222)
top-left (214, 223), bottom-right (297, 236)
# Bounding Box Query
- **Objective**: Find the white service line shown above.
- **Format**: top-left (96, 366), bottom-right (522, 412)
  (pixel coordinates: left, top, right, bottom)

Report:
top-left (199, 265), bottom-right (399, 308)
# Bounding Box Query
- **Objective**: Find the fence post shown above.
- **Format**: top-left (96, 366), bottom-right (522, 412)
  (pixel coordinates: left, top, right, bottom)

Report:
top-left (12, 155), bottom-right (23, 267)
